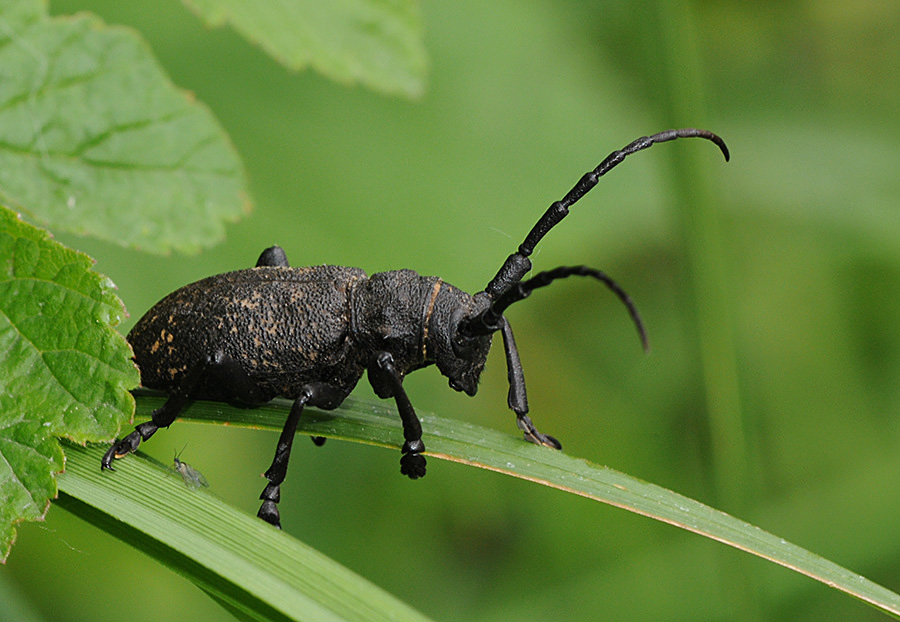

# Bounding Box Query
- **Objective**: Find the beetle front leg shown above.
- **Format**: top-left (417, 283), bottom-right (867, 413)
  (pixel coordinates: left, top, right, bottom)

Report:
top-left (368, 352), bottom-right (427, 479)
top-left (257, 382), bottom-right (344, 528)
top-left (498, 317), bottom-right (561, 450)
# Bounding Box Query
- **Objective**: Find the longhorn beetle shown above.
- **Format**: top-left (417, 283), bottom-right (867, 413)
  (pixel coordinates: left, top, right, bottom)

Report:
top-left (103, 128), bottom-right (729, 528)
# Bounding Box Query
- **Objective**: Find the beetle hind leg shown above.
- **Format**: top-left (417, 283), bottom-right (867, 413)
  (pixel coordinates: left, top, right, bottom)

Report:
top-left (100, 421), bottom-right (161, 469)
top-left (102, 351), bottom-right (269, 471)
top-left (101, 363), bottom-right (205, 470)
top-left (256, 245), bottom-right (289, 267)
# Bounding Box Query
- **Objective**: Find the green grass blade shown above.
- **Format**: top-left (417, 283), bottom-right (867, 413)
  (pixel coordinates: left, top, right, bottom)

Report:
top-left (141, 393), bottom-right (900, 618)
top-left (652, 1), bottom-right (751, 513)
top-left (57, 442), bottom-right (433, 622)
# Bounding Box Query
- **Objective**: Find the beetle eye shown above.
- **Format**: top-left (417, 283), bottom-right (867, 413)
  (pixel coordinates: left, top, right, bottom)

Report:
top-left (451, 333), bottom-right (475, 358)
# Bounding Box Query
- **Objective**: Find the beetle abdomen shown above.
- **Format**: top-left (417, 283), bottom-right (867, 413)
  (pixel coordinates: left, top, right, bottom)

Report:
top-left (128, 265), bottom-right (367, 400)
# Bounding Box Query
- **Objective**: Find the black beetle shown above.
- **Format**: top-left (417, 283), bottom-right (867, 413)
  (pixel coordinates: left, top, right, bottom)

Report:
top-left (103, 128), bottom-right (728, 527)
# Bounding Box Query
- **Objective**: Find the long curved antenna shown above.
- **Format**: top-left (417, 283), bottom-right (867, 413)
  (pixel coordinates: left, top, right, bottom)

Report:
top-left (463, 265), bottom-right (648, 351)
top-left (484, 128), bottom-right (729, 299)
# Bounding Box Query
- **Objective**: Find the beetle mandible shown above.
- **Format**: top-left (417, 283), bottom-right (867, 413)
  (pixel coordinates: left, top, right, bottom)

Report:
top-left (103, 128), bottom-right (729, 528)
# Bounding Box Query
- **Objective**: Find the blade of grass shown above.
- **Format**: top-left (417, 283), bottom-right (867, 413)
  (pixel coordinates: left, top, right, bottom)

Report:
top-left (57, 442), bottom-right (433, 622)
top-left (129, 392), bottom-right (900, 619)
top-left (645, 2), bottom-right (755, 617)
top-left (653, 0), bottom-right (751, 514)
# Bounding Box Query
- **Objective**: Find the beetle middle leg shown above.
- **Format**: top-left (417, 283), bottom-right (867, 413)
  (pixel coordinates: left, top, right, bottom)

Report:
top-left (256, 245), bottom-right (327, 448)
top-left (367, 351), bottom-right (427, 480)
top-left (257, 382), bottom-right (344, 528)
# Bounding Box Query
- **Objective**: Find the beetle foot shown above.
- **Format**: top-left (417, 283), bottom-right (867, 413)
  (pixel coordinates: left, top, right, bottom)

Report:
top-left (100, 430), bottom-right (143, 470)
top-left (400, 453), bottom-right (427, 479)
top-left (400, 440), bottom-right (427, 479)
top-left (257, 501), bottom-right (282, 529)
top-left (517, 415), bottom-right (562, 450)
top-left (257, 483), bottom-right (283, 528)
top-left (311, 436), bottom-right (326, 447)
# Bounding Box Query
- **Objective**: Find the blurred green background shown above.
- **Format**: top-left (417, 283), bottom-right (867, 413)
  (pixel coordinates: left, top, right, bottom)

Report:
top-left (5, 1), bottom-right (900, 620)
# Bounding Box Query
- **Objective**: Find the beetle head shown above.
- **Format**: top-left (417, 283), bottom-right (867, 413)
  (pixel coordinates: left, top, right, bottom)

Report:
top-left (425, 287), bottom-right (493, 396)
top-left (431, 267), bottom-right (647, 406)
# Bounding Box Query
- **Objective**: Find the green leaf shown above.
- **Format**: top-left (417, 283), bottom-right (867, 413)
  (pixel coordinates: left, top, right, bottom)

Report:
top-left (57, 443), bottom-right (433, 622)
top-left (181, 0), bottom-right (428, 98)
top-left (0, 205), bottom-right (138, 562)
top-left (112, 393), bottom-right (900, 619)
top-left (0, 0), bottom-right (249, 253)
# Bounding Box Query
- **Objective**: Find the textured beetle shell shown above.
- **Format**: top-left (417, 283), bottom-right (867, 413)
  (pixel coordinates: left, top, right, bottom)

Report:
top-left (352, 270), bottom-right (441, 374)
top-left (128, 265), bottom-right (367, 401)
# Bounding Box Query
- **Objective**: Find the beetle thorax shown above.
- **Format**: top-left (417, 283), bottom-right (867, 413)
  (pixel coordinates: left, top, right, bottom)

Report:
top-left (350, 270), bottom-right (441, 373)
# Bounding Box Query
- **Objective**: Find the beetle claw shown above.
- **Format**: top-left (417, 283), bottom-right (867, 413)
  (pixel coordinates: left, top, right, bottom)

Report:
top-left (517, 415), bottom-right (562, 450)
top-left (101, 431), bottom-right (143, 470)
top-left (523, 430), bottom-right (562, 450)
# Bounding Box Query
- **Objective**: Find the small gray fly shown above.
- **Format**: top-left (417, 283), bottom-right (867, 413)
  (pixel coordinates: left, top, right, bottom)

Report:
top-left (173, 447), bottom-right (209, 489)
